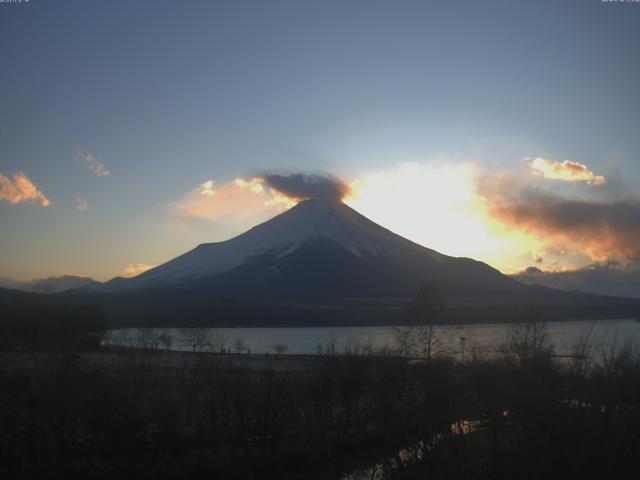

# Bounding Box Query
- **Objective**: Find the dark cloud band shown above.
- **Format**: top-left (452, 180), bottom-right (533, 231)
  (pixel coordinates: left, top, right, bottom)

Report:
top-left (261, 172), bottom-right (350, 201)
top-left (487, 195), bottom-right (640, 261)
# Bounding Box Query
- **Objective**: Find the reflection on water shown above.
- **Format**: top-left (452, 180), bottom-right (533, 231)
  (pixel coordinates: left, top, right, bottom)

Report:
top-left (343, 417), bottom-right (486, 480)
top-left (103, 318), bottom-right (640, 357)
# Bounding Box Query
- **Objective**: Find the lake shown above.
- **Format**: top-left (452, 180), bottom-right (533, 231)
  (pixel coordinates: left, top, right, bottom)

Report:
top-left (104, 318), bottom-right (640, 357)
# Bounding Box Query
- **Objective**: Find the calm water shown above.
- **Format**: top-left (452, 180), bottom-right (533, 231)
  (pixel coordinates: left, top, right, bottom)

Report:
top-left (104, 318), bottom-right (640, 357)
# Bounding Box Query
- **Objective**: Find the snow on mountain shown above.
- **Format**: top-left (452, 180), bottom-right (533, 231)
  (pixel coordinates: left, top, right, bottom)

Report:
top-left (104, 198), bottom-right (446, 290)
top-left (79, 198), bottom-right (640, 326)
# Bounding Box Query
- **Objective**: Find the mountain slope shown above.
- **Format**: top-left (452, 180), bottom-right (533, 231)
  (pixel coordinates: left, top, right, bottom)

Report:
top-left (103, 198), bottom-right (520, 296)
top-left (85, 198), bottom-right (640, 326)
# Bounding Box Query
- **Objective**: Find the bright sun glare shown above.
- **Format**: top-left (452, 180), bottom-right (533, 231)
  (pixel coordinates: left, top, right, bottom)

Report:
top-left (344, 163), bottom-right (543, 273)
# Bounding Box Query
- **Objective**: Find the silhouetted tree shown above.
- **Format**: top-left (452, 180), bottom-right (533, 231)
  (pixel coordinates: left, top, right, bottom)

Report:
top-left (405, 282), bottom-right (445, 363)
top-left (392, 325), bottom-right (415, 357)
top-left (501, 315), bottom-right (553, 366)
top-left (233, 337), bottom-right (246, 354)
top-left (272, 343), bottom-right (287, 356)
top-left (179, 327), bottom-right (211, 352)
top-left (158, 332), bottom-right (173, 350)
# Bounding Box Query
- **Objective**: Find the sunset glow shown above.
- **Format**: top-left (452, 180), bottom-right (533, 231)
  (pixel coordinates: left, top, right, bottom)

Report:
top-left (1, 0), bottom-right (638, 296)
top-left (3, 4), bottom-right (640, 474)
top-left (344, 163), bottom-right (547, 273)
top-left (165, 160), bottom-right (615, 276)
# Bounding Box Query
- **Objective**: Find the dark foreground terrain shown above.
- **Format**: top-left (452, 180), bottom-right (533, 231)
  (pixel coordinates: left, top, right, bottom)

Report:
top-left (2, 333), bottom-right (640, 480)
top-left (2, 288), bottom-right (640, 479)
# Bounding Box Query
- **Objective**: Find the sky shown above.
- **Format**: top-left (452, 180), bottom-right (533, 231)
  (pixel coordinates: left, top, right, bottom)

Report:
top-left (1, 0), bottom-right (640, 287)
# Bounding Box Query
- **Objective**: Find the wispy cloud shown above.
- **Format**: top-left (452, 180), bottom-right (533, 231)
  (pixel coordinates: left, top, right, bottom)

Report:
top-left (75, 150), bottom-right (110, 177)
top-left (122, 263), bottom-right (155, 277)
top-left (0, 171), bottom-right (51, 207)
top-left (528, 157), bottom-right (605, 185)
top-left (75, 195), bottom-right (88, 212)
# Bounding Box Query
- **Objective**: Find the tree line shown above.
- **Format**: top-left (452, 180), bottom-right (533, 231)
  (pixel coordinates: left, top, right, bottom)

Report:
top-left (0, 290), bottom-right (106, 350)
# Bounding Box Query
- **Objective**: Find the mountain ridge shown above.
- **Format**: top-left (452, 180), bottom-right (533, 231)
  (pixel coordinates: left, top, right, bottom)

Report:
top-left (74, 198), bottom-right (640, 326)
top-left (99, 198), bottom-right (515, 294)
top-left (0, 274), bottom-right (100, 294)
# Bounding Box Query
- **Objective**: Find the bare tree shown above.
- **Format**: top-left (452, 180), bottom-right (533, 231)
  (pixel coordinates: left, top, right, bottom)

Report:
top-left (392, 325), bottom-right (416, 357)
top-left (343, 336), bottom-right (374, 356)
top-left (209, 330), bottom-right (226, 353)
top-left (598, 329), bottom-right (638, 380)
top-left (136, 328), bottom-right (159, 350)
top-left (158, 332), bottom-right (173, 351)
top-left (317, 338), bottom-right (337, 356)
top-left (179, 327), bottom-right (211, 353)
top-left (233, 337), bottom-right (246, 354)
top-left (272, 343), bottom-right (288, 356)
top-left (501, 314), bottom-right (553, 365)
top-left (405, 283), bottom-right (444, 364)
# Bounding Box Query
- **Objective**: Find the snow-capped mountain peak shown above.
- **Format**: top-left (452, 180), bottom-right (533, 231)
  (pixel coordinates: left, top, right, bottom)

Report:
top-left (106, 198), bottom-right (443, 290)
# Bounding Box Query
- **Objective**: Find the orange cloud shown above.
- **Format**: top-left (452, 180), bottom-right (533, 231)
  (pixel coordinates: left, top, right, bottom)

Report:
top-left (171, 173), bottom-right (356, 230)
top-left (475, 164), bottom-right (640, 270)
top-left (0, 171), bottom-right (51, 207)
top-left (484, 194), bottom-right (640, 263)
top-left (169, 176), bottom-right (297, 227)
top-left (122, 263), bottom-right (155, 277)
top-left (529, 157), bottom-right (605, 185)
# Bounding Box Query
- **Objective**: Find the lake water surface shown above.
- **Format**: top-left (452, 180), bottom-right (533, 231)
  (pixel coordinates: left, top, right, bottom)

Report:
top-left (104, 318), bottom-right (640, 357)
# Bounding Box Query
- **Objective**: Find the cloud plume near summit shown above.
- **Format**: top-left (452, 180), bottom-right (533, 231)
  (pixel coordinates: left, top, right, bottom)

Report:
top-left (261, 172), bottom-right (350, 201)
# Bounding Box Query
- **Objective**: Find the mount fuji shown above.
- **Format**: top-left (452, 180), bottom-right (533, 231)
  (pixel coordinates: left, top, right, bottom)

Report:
top-left (86, 198), bottom-right (639, 326)
top-left (101, 198), bottom-right (521, 296)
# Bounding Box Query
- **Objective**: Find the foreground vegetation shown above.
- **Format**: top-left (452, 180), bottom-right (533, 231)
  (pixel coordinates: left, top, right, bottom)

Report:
top-left (2, 286), bottom-right (640, 479)
top-left (2, 322), bottom-right (640, 479)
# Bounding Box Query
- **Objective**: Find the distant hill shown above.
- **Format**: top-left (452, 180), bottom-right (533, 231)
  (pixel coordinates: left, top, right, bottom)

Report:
top-left (0, 274), bottom-right (100, 294)
top-left (511, 265), bottom-right (640, 299)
